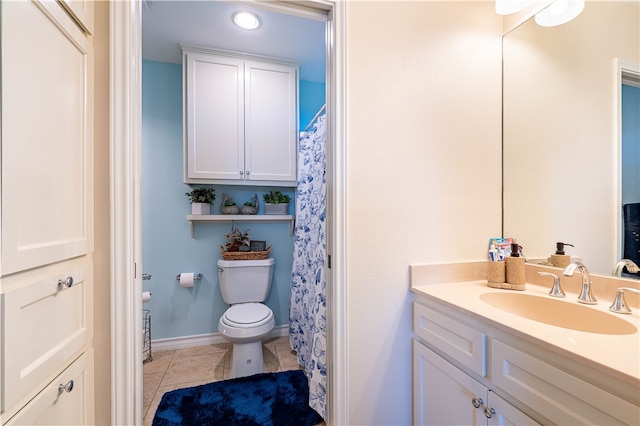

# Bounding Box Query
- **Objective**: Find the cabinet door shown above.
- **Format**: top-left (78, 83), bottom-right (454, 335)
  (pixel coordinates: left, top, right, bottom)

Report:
top-left (5, 350), bottom-right (94, 425)
top-left (413, 340), bottom-right (486, 426)
top-left (486, 391), bottom-right (539, 426)
top-left (59, 0), bottom-right (94, 34)
top-left (184, 52), bottom-right (245, 181)
top-left (1, 0), bottom-right (94, 275)
top-left (244, 61), bottom-right (298, 183)
top-left (2, 265), bottom-right (93, 413)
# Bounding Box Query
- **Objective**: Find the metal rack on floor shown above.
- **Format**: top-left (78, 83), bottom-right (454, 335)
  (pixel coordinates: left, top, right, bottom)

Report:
top-left (143, 309), bottom-right (152, 362)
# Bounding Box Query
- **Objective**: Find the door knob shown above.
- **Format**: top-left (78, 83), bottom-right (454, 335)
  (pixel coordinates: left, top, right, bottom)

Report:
top-left (58, 276), bottom-right (73, 288)
top-left (58, 380), bottom-right (74, 394)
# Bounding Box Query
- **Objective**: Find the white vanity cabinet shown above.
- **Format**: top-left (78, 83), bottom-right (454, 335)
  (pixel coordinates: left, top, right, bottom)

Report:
top-left (183, 46), bottom-right (298, 186)
top-left (412, 302), bottom-right (537, 425)
top-left (412, 297), bottom-right (640, 425)
top-left (413, 342), bottom-right (537, 425)
top-left (1, 0), bottom-right (95, 424)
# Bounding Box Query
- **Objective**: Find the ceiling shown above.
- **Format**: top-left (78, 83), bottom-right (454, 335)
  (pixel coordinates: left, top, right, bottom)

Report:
top-left (142, 1), bottom-right (327, 82)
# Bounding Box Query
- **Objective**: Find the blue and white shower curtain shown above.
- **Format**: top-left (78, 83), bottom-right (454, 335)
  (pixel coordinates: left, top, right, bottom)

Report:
top-left (290, 111), bottom-right (327, 420)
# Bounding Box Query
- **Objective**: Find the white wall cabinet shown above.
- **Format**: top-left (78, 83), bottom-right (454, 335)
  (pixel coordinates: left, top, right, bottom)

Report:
top-left (183, 46), bottom-right (298, 186)
top-left (0, 1), bottom-right (94, 424)
top-left (412, 298), bottom-right (639, 425)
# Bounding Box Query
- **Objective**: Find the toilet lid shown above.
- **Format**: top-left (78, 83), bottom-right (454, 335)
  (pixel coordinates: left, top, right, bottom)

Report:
top-left (224, 303), bottom-right (272, 325)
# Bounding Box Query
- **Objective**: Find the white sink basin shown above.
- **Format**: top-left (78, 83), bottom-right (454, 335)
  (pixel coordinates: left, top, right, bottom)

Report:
top-left (480, 292), bottom-right (637, 335)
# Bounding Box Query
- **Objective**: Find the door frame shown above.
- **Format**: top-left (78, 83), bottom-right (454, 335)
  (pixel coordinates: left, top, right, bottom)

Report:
top-left (109, 1), bottom-right (348, 424)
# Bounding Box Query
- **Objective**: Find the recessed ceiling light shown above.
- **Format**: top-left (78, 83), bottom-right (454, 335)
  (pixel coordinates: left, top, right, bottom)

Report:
top-left (233, 11), bottom-right (260, 30)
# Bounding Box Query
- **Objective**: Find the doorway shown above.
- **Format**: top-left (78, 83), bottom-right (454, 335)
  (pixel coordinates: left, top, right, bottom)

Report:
top-left (110, 1), bottom-right (347, 424)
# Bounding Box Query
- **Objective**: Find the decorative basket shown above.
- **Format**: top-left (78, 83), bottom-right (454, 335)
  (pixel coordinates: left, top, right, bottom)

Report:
top-left (219, 245), bottom-right (272, 260)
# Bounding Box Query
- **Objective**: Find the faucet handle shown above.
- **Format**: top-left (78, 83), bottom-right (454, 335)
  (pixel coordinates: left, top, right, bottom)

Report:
top-left (538, 272), bottom-right (565, 298)
top-left (609, 287), bottom-right (640, 314)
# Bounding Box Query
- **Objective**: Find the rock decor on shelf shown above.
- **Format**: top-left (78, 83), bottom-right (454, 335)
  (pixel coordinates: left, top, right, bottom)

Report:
top-left (185, 187), bottom-right (215, 215)
top-left (263, 191), bottom-right (291, 215)
top-left (220, 227), bottom-right (272, 260)
top-left (221, 193), bottom-right (240, 215)
top-left (241, 194), bottom-right (259, 215)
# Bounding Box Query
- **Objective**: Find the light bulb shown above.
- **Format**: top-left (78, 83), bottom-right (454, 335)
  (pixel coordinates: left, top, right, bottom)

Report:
top-left (233, 11), bottom-right (260, 30)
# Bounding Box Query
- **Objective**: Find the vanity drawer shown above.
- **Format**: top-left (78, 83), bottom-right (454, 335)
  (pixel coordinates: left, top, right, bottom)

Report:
top-left (413, 302), bottom-right (487, 376)
top-left (5, 349), bottom-right (94, 425)
top-left (491, 340), bottom-right (640, 425)
top-left (2, 265), bottom-right (93, 413)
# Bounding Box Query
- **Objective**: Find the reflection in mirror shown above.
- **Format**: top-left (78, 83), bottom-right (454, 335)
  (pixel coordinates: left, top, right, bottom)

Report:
top-left (503, 1), bottom-right (640, 278)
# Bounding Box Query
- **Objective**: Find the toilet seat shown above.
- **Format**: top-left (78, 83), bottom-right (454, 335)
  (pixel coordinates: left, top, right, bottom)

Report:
top-left (222, 303), bottom-right (273, 327)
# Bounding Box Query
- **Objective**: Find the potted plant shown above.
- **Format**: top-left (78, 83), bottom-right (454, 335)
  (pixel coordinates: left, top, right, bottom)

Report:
top-left (241, 194), bottom-right (259, 215)
top-left (185, 187), bottom-right (215, 215)
top-left (221, 193), bottom-right (240, 215)
top-left (223, 227), bottom-right (251, 252)
top-left (263, 191), bottom-right (291, 215)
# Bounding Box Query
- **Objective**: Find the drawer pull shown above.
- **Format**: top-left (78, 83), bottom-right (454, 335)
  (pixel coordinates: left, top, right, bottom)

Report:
top-left (471, 397), bottom-right (483, 408)
top-left (484, 407), bottom-right (495, 419)
top-left (58, 380), bottom-right (74, 394)
top-left (58, 276), bottom-right (74, 288)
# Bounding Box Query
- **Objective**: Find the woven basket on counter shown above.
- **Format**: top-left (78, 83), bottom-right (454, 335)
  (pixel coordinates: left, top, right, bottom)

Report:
top-left (219, 245), bottom-right (272, 260)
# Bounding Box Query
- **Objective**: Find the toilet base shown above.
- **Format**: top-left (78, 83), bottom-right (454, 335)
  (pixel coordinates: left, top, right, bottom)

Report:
top-left (230, 341), bottom-right (264, 378)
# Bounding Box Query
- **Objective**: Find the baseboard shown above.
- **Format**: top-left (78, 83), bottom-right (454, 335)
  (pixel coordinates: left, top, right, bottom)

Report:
top-left (150, 325), bottom-right (289, 352)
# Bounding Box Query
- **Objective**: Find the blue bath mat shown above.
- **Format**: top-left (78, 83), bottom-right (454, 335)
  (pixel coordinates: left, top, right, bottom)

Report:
top-left (152, 369), bottom-right (323, 426)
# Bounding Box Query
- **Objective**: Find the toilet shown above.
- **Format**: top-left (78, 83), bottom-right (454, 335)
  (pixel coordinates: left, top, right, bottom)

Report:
top-left (217, 258), bottom-right (275, 378)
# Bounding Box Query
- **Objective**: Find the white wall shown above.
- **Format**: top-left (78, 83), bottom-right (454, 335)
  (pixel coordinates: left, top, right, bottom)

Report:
top-left (345, 2), bottom-right (502, 424)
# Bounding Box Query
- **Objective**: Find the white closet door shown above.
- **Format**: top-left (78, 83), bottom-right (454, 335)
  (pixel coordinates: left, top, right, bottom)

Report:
top-left (1, 0), bottom-right (94, 275)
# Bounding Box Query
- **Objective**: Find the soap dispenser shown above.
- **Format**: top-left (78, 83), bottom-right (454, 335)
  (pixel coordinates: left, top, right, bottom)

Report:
top-left (549, 242), bottom-right (574, 268)
top-left (505, 243), bottom-right (526, 290)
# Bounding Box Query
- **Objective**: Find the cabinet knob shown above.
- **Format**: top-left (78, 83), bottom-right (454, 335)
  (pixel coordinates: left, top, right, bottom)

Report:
top-left (471, 397), bottom-right (483, 408)
top-left (58, 380), bottom-right (74, 394)
top-left (58, 276), bottom-right (73, 288)
top-left (239, 171), bottom-right (244, 176)
top-left (483, 407), bottom-right (495, 419)
top-left (245, 171), bottom-right (250, 176)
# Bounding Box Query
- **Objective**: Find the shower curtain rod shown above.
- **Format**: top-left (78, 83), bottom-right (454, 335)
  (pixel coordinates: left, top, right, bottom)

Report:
top-left (303, 103), bottom-right (326, 132)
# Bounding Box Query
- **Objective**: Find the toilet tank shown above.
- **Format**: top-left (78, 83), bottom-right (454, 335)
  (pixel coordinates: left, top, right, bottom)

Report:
top-left (217, 258), bottom-right (275, 304)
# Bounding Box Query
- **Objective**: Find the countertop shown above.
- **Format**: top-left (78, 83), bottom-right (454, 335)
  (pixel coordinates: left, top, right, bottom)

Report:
top-left (411, 280), bottom-right (640, 388)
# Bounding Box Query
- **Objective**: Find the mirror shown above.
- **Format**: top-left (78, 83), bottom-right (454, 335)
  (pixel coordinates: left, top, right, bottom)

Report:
top-left (503, 0), bottom-right (640, 277)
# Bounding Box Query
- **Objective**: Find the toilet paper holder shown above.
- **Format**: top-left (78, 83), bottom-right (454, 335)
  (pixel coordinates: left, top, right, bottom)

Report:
top-left (176, 273), bottom-right (203, 281)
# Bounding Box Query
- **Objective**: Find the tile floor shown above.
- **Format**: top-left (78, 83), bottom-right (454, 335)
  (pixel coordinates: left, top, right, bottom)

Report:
top-left (143, 336), bottom-right (303, 425)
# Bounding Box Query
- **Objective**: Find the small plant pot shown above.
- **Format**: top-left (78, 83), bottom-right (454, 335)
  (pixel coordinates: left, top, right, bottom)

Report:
top-left (241, 205), bottom-right (258, 215)
top-left (265, 203), bottom-right (288, 215)
top-left (191, 203), bottom-right (211, 215)
top-left (221, 205), bottom-right (240, 215)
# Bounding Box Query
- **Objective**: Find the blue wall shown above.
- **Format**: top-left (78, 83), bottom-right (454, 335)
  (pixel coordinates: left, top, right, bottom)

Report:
top-left (300, 80), bottom-right (326, 129)
top-left (142, 60), bottom-right (325, 340)
top-left (622, 83), bottom-right (639, 204)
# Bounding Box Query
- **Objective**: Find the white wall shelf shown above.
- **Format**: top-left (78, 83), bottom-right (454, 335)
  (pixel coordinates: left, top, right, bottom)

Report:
top-left (187, 214), bottom-right (295, 238)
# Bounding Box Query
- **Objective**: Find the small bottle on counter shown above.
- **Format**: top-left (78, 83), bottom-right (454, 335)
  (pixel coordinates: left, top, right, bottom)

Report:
top-left (505, 242), bottom-right (526, 290)
top-left (549, 242), bottom-right (574, 268)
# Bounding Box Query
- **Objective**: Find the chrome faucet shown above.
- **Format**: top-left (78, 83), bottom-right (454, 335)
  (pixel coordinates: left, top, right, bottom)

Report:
top-left (611, 259), bottom-right (640, 277)
top-left (563, 262), bottom-right (597, 304)
top-left (609, 287), bottom-right (640, 314)
top-left (538, 271), bottom-right (565, 298)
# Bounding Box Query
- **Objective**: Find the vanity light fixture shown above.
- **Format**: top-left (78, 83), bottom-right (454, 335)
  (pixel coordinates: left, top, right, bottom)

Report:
top-left (495, 0), bottom-right (535, 15)
top-left (534, 0), bottom-right (585, 27)
top-left (233, 11), bottom-right (260, 30)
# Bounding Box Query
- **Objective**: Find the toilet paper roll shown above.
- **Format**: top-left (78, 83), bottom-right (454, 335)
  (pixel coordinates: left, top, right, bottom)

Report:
top-left (179, 272), bottom-right (195, 288)
top-left (142, 291), bottom-right (152, 303)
